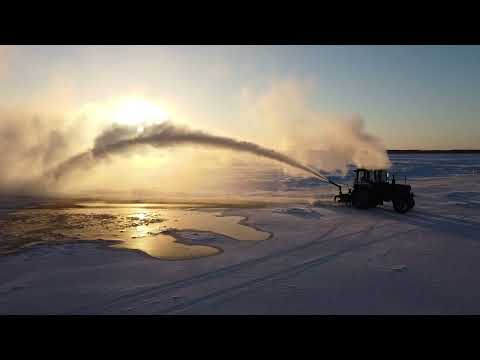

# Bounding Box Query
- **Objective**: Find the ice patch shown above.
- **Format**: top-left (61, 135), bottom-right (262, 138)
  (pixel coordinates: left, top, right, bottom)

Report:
top-left (272, 207), bottom-right (321, 218)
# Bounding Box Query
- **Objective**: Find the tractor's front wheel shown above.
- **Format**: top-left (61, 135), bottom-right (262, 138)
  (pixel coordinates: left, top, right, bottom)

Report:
top-left (352, 189), bottom-right (369, 209)
top-left (393, 198), bottom-right (409, 213)
top-left (407, 196), bottom-right (415, 210)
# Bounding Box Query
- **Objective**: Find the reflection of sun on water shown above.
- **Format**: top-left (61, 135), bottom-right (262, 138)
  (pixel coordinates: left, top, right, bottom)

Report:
top-left (3, 207), bottom-right (270, 260)
top-left (133, 212), bottom-right (146, 220)
top-left (129, 211), bottom-right (149, 238)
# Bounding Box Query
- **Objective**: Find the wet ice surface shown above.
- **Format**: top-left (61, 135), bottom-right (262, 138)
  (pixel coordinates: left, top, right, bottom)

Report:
top-left (272, 207), bottom-right (322, 218)
top-left (0, 206), bottom-right (270, 260)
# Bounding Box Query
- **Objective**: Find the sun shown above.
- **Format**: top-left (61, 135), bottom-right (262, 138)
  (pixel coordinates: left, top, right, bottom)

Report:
top-left (75, 96), bottom-right (171, 134)
top-left (112, 97), bottom-right (169, 131)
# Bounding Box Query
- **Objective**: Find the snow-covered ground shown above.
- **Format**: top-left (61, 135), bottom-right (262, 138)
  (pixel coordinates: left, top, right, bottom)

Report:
top-left (1, 155), bottom-right (480, 314)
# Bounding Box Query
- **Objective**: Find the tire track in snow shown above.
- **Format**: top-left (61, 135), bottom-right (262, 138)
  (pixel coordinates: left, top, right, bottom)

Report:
top-left (160, 227), bottom-right (418, 314)
top-left (70, 221), bottom-right (344, 314)
top-left (94, 220), bottom-right (400, 314)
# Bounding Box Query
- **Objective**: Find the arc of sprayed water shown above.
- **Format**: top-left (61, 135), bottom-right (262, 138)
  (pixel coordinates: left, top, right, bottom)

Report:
top-left (44, 122), bottom-right (336, 185)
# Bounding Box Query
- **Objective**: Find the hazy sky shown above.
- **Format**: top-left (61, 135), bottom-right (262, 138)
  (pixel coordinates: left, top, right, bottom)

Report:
top-left (1, 45), bottom-right (479, 149)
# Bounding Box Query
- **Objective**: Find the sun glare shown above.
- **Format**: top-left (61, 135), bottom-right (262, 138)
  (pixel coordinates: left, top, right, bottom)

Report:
top-left (112, 98), bottom-right (169, 130)
top-left (77, 96), bottom-right (171, 134)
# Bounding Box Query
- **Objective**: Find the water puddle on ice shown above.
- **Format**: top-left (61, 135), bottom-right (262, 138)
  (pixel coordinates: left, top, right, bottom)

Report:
top-left (0, 205), bottom-right (270, 260)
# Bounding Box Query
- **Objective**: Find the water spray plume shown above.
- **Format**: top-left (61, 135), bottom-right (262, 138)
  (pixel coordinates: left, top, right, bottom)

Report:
top-left (45, 122), bottom-right (331, 183)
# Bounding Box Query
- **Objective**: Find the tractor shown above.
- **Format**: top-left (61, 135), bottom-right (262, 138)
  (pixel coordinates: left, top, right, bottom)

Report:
top-left (332, 168), bottom-right (415, 213)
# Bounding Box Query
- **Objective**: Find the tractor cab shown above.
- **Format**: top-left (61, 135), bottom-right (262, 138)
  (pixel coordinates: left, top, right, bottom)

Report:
top-left (355, 169), bottom-right (388, 185)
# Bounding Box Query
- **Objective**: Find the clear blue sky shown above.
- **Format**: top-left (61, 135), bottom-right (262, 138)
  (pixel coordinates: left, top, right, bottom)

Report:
top-left (1, 45), bottom-right (479, 149)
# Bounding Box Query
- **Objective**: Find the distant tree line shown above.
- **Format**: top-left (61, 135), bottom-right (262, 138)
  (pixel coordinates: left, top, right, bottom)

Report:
top-left (388, 150), bottom-right (480, 154)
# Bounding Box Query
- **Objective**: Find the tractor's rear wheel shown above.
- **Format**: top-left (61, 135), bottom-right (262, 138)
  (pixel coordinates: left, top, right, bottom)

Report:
top-left (352, 189), bottom-right (369, 209)
top-left (393, 198), bottom-right (409, 213)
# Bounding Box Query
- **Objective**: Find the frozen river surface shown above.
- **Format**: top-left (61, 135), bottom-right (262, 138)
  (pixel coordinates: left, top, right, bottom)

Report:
top-left (1, 154), bottom-right (480, 314)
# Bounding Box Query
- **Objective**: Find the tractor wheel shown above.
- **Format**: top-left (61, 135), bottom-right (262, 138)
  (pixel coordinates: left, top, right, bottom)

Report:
top-left (352, 189), bottom-right (369, 209)
top-left (407, 197), bottom-right (415, 210)
top-left (393, 198), bottom-right (409, 213)
top-left (368, 195), bottom-right (378, 208)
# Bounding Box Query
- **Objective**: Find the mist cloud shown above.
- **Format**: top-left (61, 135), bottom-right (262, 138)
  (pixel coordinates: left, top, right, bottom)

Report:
top-left (0, 80), bottom-right (391, 197)
top-left (242, 80), bottom-right (391, 175)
